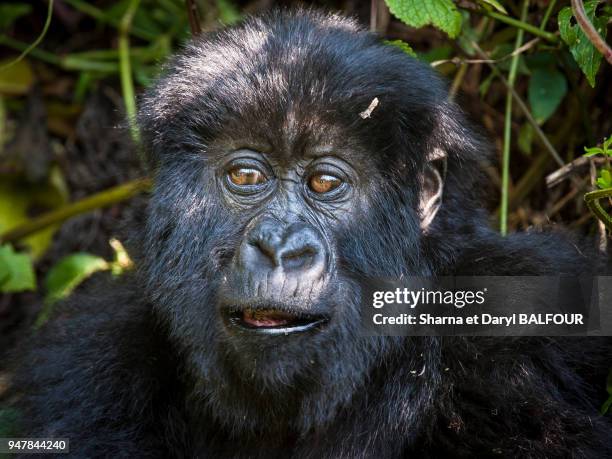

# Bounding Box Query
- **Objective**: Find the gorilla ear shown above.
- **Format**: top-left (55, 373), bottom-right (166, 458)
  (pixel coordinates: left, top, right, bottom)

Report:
top-left (419, 148), bottom-right (447, 231)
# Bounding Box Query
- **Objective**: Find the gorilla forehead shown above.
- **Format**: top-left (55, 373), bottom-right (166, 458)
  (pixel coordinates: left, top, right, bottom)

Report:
top-left (140, 9), bottom-right (448, 163)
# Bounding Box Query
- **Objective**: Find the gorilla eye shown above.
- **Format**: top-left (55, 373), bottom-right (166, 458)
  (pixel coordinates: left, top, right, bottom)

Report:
top-left (309, 174), bottom-right (342, 194)
top-left (228, 167), bottom-right (267, 186)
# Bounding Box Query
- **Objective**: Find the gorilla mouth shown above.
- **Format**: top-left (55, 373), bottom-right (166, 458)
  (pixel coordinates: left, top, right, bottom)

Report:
top-left (227, 307), bottom-right (328, 334)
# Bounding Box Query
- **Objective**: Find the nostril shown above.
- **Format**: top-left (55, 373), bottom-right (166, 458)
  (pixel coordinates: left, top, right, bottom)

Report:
top-left (280, 247), bottom-right (317, 271)
top-left (250, 240), bottom-right (271, 257)
top-left (247, 239), bottom-right (277, 267)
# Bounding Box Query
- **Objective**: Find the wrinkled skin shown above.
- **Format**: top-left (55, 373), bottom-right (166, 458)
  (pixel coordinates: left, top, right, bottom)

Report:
top-left (12, 9), bottom-right (612, 459)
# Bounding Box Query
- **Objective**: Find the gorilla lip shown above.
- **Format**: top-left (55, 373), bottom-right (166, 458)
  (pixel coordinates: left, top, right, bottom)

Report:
top-left (243, 308), bottom-right (294, 327)
top-left (227, 307), bottom-right (328, 334)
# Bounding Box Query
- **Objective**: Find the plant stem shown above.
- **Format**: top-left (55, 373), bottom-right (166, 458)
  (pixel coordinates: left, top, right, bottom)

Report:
top-left (500, 0), bottom-right (529, 236)
top-left (0, 0), bottom-right (54, 71)
top-left (63, 0), bottom-right (156, 41)
top-left (0, 36), bottom-right (59, 66)
top-left (119, 0), bottom-right (143, 150)
top-left (540, 0), bottom-right (558, 31)
top-left (472, 41), bottom-right (566, 170)
top-left (0, 36), bottom-right (119, 72)
top-left (584, 188), bottom-right (612, 230)
top-left (62, 56), bottom-right (118, 72)
top-left (0, 179), bottom-right (151, 244)
top-left (67, 45), bottom-right (158, 62)
top-left (482, 10), bottom-right (558, 43)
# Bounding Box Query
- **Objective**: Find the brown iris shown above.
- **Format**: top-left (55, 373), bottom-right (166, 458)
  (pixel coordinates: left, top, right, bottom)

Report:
top-left (228, 167), bottom-right (266, 186)
top-left (309, 174), bottom-right (342, 194)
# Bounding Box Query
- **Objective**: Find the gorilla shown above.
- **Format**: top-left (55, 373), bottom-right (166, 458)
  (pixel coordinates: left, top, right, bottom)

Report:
top-left (12, 8), bottom-right (612, 458)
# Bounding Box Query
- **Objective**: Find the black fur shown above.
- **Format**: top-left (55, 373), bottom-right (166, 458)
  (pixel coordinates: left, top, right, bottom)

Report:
top-left (12, 9), bottom-right (612, 458)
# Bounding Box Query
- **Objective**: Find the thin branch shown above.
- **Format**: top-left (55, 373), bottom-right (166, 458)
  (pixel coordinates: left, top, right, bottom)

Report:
top-left (0, 179), bottom-right (151, 245)
top-left (186, 0), bottom-right (202, 36)
top-left (546, 156), bottom-right (608, 187)
top-left (431, 37), bottom-right (540, 67)
top-left (370, 0), bottom-right (378, 32)
top-left (571, 0), bottom-right (612, 65)
top-left (471, 42), bottom-right (565, 169)
top-left (478, 9), bottom-right (559, 43)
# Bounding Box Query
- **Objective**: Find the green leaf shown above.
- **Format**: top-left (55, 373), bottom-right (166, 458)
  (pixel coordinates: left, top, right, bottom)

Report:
top-left (44, 253), bottom-right (108, 305)
top-left (477, 0), bottom-right (507, 14)
top-left (597, 169), bottom-right (612, 189)
top-left (385, 0), bottom-right (462, 38)
top-left (584, 134), bottom-right (612, 157)
top-left (0, 3), bottom-right (32, 30)
top-left (0, 244), bottom-right (35, 293)
top-left (559, 1), bottom-right (610, 87)
top-left (385, 40), bottom-right (417, 57)
top-left (584, 146), bottom-right (604, 156)
top-left (528, 67), bottom-right (567, 124)
top-left (0, 166), bottom-right (68, 259)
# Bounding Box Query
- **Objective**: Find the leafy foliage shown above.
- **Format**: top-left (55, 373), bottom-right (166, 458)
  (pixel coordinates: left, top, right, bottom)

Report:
top-left (0, 244), bottom-right (35, 293)
top-left (477, 0), bottom-right (507, 14)
top-left (44, 253), bottom-right (109, 305)
top-left (558, 1), bottom-right (610, 87)
top-left (584, 134), bottom-right (612, 189)
top-left (597, 170), bottom-right (612, 190)
top-left (385, 0), bottom-right (462, 38)
top-left (33, 239), bottom-right (134, 327)
top-left (385, 39), bottom-right (417, 57)
top-left (528, 67), bottom-right (567, 124)
top-left (584, 133), bottom-right (612, 158)
top-left (0, 168), bottom-right (68, 259)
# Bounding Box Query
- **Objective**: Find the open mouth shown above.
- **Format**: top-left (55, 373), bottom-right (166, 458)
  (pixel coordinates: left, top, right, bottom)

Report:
top-left (227, 307), bottom-right (328, 334)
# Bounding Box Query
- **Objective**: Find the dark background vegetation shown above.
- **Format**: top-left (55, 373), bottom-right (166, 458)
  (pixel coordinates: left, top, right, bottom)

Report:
top-left (0, 0), bottom-right (610, 436)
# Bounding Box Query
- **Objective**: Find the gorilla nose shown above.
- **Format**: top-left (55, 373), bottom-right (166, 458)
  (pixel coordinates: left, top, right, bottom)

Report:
top-left (240, 221), bottom-right (326, 278)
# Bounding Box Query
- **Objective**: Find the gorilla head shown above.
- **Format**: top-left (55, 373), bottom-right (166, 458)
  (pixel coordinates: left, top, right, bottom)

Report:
top-left (137, 9), bottom-right (484, 435)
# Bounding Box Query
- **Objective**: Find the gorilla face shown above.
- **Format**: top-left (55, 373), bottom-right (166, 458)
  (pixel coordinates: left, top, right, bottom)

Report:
top-left (217, 147), bottom-right (365, 334)
top-left (138, 10), bottom-right (456, 432)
